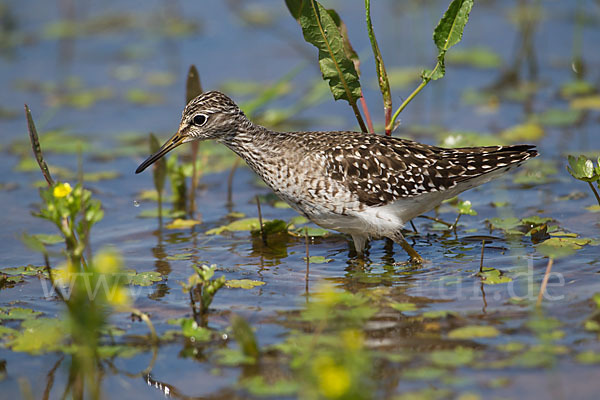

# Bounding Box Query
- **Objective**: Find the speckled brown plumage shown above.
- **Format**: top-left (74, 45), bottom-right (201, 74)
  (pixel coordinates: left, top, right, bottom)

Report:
top-left (137, 91), bottom-right (538, 260)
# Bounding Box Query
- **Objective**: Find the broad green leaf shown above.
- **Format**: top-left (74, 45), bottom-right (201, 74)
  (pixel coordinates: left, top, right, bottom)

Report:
top-left (285, 0), bottom-right (362, 103)
top-left (137, 208), bottom-right (186, 219)
top-left (521, 215), bottom-right (553, 226)
top-left (252, 219), bottom-right (288, 235)
top-left (304, 256), bottom-right (332, 264)
top-left (9, 318), bottom-right (66, 354)
top-left (127, 270), bottom-right (162, 286)
top-left (567, 155), bottom-right (598, 182)
top-left (425, 0), bottom-right (474, 82)
top-left (206, 218), bottom-right (261, 235)
top-left (478, 267), bottom-right (512, 284)
top-left (448, 325), bottom-right (500, 339)
top-left (165, 218), bottom-right (201, 229)
top-left (1, 265), bottom-right (46, 277)
top-left (225, 279), bottom-right (266, 289)
top-left (0, 307), bottom-right (42, 320)
top-left (488, 217), bottom-right (520, 231)
top-left (536, 237), bottom-right (590, 258)
top-left (291, 226), bottom-right (331, 237)
top-left (576, 351), bottom-right (600, 364)
top-left (433, 0), bottom-right (474, 52)
top-left (181, 319), bottom-right (212, 341)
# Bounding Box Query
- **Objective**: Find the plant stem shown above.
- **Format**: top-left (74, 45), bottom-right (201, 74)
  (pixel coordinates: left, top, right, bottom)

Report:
top-left (588, 181), bottom-right (600, 206)
top-left (365, 0), bottom-right (392, 135)
top-left (359, 95), bottom-right (374, 133)
top-left (536, 257), bottom-right (554, 307)
top-left (256, 195), bottom-right (267, 245)
top-left (386, 78), bottom-right (428, 132)
top-left (351, 101), bottom-right (368, 133)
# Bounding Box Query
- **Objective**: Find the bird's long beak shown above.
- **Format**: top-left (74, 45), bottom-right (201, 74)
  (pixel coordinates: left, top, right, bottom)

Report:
top-left (135, 131), bottom-right (186, 174)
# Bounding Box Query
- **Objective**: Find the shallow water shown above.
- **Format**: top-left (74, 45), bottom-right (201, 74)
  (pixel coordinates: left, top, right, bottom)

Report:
top-left (1, 0), bottom-right (600, 399)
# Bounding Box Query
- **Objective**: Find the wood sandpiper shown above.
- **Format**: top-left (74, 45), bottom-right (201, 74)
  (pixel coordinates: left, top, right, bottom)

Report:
top-left (136, 91), bottom-right (538, 262)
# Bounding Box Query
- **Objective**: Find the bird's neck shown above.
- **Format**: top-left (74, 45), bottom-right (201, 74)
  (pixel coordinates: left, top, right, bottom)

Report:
top-left (218, 120), bottom-right (287, 176)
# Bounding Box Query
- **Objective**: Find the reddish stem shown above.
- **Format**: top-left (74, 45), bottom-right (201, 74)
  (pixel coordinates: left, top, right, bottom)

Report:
top-left (359, 94), bottom-right (374, 133)
top-left (384, 107), bottom-right (392, 136)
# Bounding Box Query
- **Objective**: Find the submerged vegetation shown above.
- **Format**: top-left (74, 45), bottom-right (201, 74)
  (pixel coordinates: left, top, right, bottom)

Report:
top-left (1, 0), bottom-right (600, 399)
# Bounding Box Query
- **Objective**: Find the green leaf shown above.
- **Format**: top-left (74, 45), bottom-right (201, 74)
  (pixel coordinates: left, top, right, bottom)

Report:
top-left (500, 123), bottom-right (544, 142)
top-left (456, 200), bottom-right (477, 216)
top-left (285, 0), bottom-right (362, 104)
top-left (1, 265), bottom-right (46, 277)
top-left (291, 226), bottom-right (331, 237)
top-left (559, 80), bottom-right (595, 98)
top-left (9, 318), bottom-right (66, 354)
top-left (403, 367), bottom-right (448, 380)
top-left (206, 218), bottom-right (261, 235)
top-left (567, 155), bottom-right (599, 182)
top-left (181, 319), bottom-right (212, 342)
top-left (429, 347), bottom-right (475, 367)
top-left (433, 0), bottom-right (474, 53)
top-left (448, 325), bottom-right (500, 339)
top-left (303, 255), bottom-right (332, 264)
top-left (252, 219), bottom-right (288, 236)
top-left (225, 279), bottom-right (266, 289)
top-left (536, 237), bottom-right (590, 259)
top-left (0, 307), bottom-right (43, 320)
top-left (165, 218), bottom-right (201, 229)
top-left (127, 270), bottom-right (162, 286)
top-left (478, 267), bottom-right (512, 285)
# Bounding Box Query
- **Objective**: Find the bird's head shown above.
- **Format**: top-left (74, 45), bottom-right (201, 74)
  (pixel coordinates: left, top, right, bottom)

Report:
top-left (135, 91), bottom-right (244, 174)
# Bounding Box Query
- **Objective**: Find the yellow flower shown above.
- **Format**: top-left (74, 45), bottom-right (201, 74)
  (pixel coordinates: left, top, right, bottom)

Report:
top-left (94, 249), bottom-right (122, 274)
top-left (106, 285), bottom-right (130, 308)
top-left (314, 356), bottom-right (350, 398)
top-left (53, 182), bottom-right (72, 198)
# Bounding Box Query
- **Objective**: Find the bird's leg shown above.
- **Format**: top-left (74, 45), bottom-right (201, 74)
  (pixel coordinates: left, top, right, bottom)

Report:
top-left (390, 231), bottom-right (423, 264)
top-left (351, 234), bottom-right (369, 258)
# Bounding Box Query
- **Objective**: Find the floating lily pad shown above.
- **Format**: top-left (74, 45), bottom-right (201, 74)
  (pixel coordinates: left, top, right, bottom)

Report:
top-left (0, 307), bottom-right (42, 320)
top-left (1, 265), bottom-right (47, 278)
top-left (98, 345), bottom-right (143, 359)
top-left (125, 270), bottom-right (162, 286)
top-left (8, 318), bottom-right (66, 354)
top-left (252, 219), bottom-right (288, 236)
top-left (225, 279), bottom-right (266, 289)
top-left (403, 366), bottom-right (448, 380)
top-left (429, 347), bottom-right (475, 367)
top-left (448, 325), bottom-right (500, 339)
top-left (240, 376), bottom-right (298, 397)
top-left (536, 237), bottom-right (591, 258)
top-left (304, 256), bottom-right (332, 264)
top-left (478, 267), bottom-right (512, 284)
top-left (165, 218), bottom-right (201, 229)
top-left (291, 226), bottom-right (331, 237)
top-left (385, 66), bottom-right (423, 89)
top-left (421, 310), bottom-right (454, 319)
top-left (125, 88), bottom-right (163, 105)
top-left (206, 218), bottom-right (261, 235)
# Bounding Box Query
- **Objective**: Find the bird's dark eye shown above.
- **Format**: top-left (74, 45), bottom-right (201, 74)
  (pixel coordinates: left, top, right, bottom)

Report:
top-left (192, 114), bottom-right (207, 126)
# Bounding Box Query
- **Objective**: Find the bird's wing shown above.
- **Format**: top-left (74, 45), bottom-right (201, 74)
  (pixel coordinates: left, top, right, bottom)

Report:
top-left (321, 133), bottom-right (536, 207)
